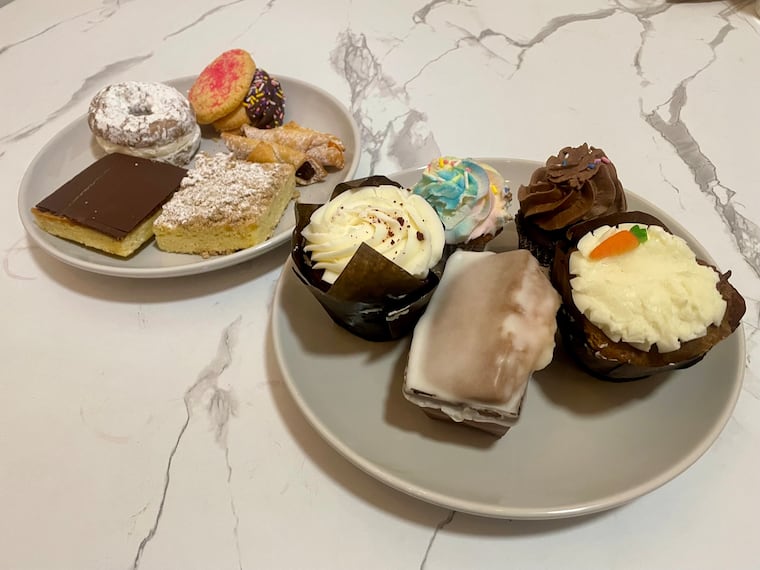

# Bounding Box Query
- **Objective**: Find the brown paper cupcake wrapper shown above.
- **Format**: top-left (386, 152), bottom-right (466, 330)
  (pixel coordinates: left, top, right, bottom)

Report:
top-left (514, 212), bottom-right (558, 268)
top-left (291, 175), bottom-right (444, 342)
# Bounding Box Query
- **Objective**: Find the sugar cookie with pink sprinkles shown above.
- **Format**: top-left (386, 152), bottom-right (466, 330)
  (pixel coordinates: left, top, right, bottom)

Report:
top-left (188, 49), bottom-right (256, 124)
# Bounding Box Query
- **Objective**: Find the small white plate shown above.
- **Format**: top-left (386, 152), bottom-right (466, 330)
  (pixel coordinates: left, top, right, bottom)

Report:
top-left (271, 158), bottom-right (745, 519)
top-left (17, 75), bottom-right (360, 278)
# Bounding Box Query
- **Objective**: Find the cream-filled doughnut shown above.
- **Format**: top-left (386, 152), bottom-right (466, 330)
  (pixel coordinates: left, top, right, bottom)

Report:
top-left (88, 81), bottom-right (201, 166)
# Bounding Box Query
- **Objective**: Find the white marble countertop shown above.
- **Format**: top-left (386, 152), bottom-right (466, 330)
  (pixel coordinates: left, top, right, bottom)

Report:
top-left (2, 1), bottom-right (759, 568)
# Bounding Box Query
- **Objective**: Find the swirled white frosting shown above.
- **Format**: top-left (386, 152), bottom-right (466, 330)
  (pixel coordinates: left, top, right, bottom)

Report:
top-left (302, 185), bottom-right (445, 284)
top-left (569, 224), bottom-right (727, 353)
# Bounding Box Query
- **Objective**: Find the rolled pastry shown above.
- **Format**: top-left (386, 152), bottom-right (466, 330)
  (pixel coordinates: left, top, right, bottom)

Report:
top-left (241, 121), bottom-right (345, 169)
top-left (222, 132), bottom-right (326, 186)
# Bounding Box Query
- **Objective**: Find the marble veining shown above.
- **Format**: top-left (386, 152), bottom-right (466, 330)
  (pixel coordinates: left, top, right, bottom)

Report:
top-left (2, 237), bottom-right (35, 280)
top-left (642, 5), bottom-right (760, 279)
top-left (163, 0), bottom-right (248, 41)
top-left (420, 511), bottom-right (455, 570)
top-left (0, 53), bottom-right (153, 146)
top-left (132, 317), bottom-right (242, 570)
top-left (331, 30), bottom-right (440, 174)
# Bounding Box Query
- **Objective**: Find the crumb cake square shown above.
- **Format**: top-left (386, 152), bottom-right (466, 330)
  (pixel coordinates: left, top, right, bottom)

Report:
top-left (31, 153), bottom-right (186, 257)
top-left (153, 152), bottom-right (297, 256)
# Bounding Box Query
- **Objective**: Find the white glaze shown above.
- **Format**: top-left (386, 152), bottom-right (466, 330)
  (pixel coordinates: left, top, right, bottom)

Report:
top-left (405, 250), bottom-right (560, 426)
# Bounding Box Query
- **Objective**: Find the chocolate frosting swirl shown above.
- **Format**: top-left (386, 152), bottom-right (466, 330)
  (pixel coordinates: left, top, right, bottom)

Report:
top-left (518, 144), bottom-right (626, 231)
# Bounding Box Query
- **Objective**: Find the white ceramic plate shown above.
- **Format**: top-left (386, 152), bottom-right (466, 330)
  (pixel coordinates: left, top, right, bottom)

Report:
top-left (271, 158), bottom-right (745, 519)
top-left (17, 75), bottom-right (360, 278)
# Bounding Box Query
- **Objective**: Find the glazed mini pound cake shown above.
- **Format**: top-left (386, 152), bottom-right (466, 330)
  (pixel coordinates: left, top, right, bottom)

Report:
top-left (154, 152), bottom-right (296, 256)
top-left (403, 249), bottom-right (561, 436)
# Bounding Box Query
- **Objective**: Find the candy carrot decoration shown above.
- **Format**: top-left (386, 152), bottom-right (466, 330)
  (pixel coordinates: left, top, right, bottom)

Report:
top-left (589, 225), bottom-right (648, 260)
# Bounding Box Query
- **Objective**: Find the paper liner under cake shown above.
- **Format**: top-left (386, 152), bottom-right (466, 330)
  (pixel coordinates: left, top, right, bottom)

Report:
top-left (515, 211), bottom-right (559, 267)
top-left (414, 399), bottom-right (514, 437)
top-left (291, 175), bottom-right (444, 342)
top-left (551, 211), bottom-right (746, 381)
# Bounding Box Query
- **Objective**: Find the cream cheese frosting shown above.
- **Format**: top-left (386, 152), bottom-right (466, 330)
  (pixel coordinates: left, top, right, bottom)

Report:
top-left (411, 157), bottom-right (511, 244)
top-left (569, 224), bottom-right (727, 353)
top-left (302, 185), bottom-right (445, 284)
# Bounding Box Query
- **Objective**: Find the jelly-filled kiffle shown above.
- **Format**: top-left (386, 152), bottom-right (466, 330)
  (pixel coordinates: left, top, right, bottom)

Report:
top-left (551, 211), bottom-right (746, 381)
top-left (517, 144), bottom-right (627, 266)
top-left (291, 175), bottom-right (446, 341)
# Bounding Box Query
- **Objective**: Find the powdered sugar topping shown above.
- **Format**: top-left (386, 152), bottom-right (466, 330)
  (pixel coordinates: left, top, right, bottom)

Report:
top-left (88, 81), bottom-right (197, 149)
top-left (155, 153), bottom-right (294, 228)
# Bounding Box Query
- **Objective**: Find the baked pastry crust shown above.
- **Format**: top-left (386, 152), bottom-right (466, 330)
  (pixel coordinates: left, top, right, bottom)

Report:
top-left (242, 121), bottom-right (345, 169)
top-left (153, 153), bottom-right (296, 256)
top-left (222, 132), bottom-right (326, 186)
top-left (551, 211), bottom-right (746, 380)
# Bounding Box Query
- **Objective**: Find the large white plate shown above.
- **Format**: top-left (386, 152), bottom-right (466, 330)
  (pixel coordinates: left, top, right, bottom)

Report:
top-left (271, 158), bottom-right (745, 519)
top-left (17, 75), bottom-right (360, 278)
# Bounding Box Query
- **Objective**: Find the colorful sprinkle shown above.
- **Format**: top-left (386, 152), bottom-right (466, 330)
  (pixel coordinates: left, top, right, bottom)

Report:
top-left (243, 68), bottom-right (286, 129)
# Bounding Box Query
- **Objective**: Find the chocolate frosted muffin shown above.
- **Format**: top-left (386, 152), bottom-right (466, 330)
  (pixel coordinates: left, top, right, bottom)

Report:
top-left (551, 211), bottom-right (745, 381)
top-left (517, 144), bottom-right (627, 266)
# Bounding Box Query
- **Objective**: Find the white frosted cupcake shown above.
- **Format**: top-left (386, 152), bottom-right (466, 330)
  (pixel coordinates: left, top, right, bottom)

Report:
top-left (292, 175), bottom-right (445, 341)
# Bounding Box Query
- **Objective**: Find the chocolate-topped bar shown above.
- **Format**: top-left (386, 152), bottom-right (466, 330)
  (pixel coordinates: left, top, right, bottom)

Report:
top-left (32, 153), bottom-right (186, 257)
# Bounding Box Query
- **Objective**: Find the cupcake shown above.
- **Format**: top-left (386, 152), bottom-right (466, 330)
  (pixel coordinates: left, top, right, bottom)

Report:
top-left (551, 211), bottom-right (746, 381)
top-left (517, 144), bottom-right (626, 266)
top-left (291, 175), bottom-right (445, 341)
top-left (403, 249), bottom-right (561, 436)
top-left (411, 156), bottom-right (511, 252)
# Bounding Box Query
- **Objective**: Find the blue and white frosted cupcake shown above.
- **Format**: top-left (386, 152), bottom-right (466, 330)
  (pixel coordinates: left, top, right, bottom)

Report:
top-left (411, 156), bottom-right (511, 251)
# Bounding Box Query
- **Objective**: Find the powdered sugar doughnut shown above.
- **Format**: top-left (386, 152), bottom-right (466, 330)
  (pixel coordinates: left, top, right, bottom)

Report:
top-left (88, 81), bottom-right (201, 166)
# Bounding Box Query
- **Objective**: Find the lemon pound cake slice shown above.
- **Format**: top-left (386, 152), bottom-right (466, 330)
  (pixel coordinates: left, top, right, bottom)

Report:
top-left (154, 152), bottom-right (296, 256)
